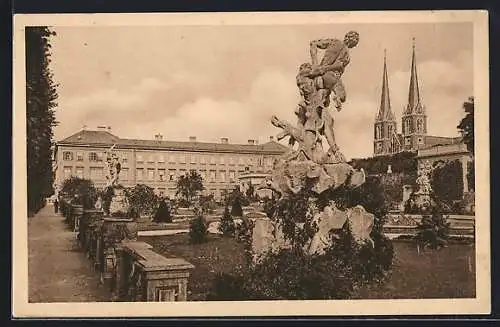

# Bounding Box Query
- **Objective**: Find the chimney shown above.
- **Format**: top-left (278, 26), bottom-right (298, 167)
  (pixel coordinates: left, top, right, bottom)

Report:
top-left (269, 136), bottom-right (274, 142)
top-left (97, 125), bottom-right (107, 131)
top-left (220, 137), bottom-right (229, 144)
top-left (155, 133), bottom-right (163, 141)
top-left (189, 136), bottom-right (197, 142)
top-left (107, 126), bottom-right (112, 132)
top-left (81, 124), bottom-right (88, 131)
top-left (247, 139), bottom-right (255, 145)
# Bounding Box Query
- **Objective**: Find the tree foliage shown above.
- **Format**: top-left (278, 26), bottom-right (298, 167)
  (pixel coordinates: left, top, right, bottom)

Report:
top-left (350, 151), bottom-right (417, 175)
top-left (457, 96), bottom-right (474, 155)
top-left (467, 159), bottom-right (475, 192)
top-left (60, 177), bottom-right (98, 210)
top-left (176, 170), bottom-right (204, 206)
top-left (431, 159), bottom-right (464, 203)
top-left (230, 189), bottom-right (244, 217)
top-left (127, 184), bottom-right (159, 217)
top-left (26, 27), bottom-right (58, 214)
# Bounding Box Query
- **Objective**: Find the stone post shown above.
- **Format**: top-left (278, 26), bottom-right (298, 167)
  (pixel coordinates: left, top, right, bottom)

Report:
top-left (123, 241), bottom-right (195, 302)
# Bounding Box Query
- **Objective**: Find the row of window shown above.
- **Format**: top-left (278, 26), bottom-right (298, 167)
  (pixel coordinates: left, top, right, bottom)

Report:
top-left (62, 166), bottom-right (246, 184)
top-left (62, 150), bottom-right (274, 167)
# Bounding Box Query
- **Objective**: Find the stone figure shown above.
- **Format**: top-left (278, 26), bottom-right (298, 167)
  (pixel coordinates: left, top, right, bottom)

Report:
top-left (271, 31), bottom-right (359, 165)
top-left (251, 32), bottom-right (374, 264)
top-left (416, 160), bottom-right (433, 194)
top-left (104, 144), bottom-right (122, 188)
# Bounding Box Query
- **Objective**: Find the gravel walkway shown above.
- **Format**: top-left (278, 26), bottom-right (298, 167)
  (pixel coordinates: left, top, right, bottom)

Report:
top-left (28, 205), bottom-right (111, 302)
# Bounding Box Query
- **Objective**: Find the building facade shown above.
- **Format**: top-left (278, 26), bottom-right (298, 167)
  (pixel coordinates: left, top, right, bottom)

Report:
top-left (373, 40), bottom-right (461, 157)
top-left (54, 127), bottom-right (289, 200)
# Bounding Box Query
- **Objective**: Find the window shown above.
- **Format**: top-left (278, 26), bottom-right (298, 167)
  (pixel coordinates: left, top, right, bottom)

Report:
top-left (220, 156), bottom-right (225, 164)
top-left (239, 157), bottom-right (245, 165)
top-left (97, 152), bottom-right (104, 162)
top-left (90, 167), bottom-right (103, 180)
top-left (121, 168), bottom-right (129, 181)
top-left (229, 171), bottom-right (235, 181)
top-left (121, 153), bottom-right (128, 163)
top-left (89, 152), bottom-right (98, 161)
top-left (76, 152), bottom-right (84, 161)
top-left (136, 168), bottom-right (144, 180)
top-left (228, 157), bottom-right (234, 165)
top-left (63, 166), bottom-right (72, 179)
top-left (210, 170), bottom-right (216, 182)
top-left (210, 156), bottom-right (216, 165)
top-left (200, 170), bottom-right (207, 180)
top-left (148, 169), bottom-right (155, 181)
top-left (168, 155), bottom-right (176, 164)
top-left (247, 157), bottom-right (253, 165)
top-left (168, 169), bottom-right (176, 181)
top-left (158, 169), bottom-right (166, 181)
top-left (179, 169), bottom-right (186, 177)
top-left (388, 125), bottom-right (393, 137)
top-left (63, 151), bottom-right (73, 161)
top-left (180, 155), bottom-right (186, 164)
top-left (219, 171), bottom-right (226, 183)
top-left (158, 154), bottom-right (165, 163)
top-left (75, 167), bottom-right (84, 179)
top-left (417, 118), bottom-right (423, 133)
top-left (405, 119), bottom-right (412, 134)
top-left (137, 154), bottom-right (144, 163)
top-left (189, 155), bottom-right (196, 164)
top-left (265, 157), bottom-right (273, 166)
top-left (148, 155), bottom-right (154, 163)
top-left (405, 138), bottom-right (411, 145)
top-left (200, 156), bottom-right (206, 164)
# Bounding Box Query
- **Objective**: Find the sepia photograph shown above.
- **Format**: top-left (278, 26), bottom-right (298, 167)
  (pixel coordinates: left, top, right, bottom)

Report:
top-left (12, 10), bottom-right (490, 317)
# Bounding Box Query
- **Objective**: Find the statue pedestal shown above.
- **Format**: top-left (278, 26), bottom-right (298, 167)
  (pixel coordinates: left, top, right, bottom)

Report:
top-left (108, 186), bottom-right (130, 217)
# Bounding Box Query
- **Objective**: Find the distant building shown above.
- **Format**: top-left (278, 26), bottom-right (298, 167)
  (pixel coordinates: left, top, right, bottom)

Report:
top-left (53, 127), bottom-right (288, 200)
top-left (373, 41), bottom-right (462, 157)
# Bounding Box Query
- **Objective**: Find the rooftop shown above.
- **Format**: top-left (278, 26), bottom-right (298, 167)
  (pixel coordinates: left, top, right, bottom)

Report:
top-left (57, 129), bottom-right (290, 155)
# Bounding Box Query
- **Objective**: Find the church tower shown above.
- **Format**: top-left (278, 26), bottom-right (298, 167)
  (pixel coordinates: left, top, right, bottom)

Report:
top-left (401, 38), bottom-right (427, 151)
top-left (374, 50), bottom-right (400, 156)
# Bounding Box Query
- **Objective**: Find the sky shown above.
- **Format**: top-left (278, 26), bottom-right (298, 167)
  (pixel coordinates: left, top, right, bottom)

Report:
top-left (48, 22), bottom-right (473, 160)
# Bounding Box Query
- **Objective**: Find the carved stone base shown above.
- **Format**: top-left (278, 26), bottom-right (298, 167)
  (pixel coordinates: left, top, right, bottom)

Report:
top-left (108, 187), bottom-right (130, 216)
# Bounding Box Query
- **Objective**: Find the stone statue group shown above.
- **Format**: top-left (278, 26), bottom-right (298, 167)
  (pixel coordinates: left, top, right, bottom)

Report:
top-left (272, 31), bottom-right (359, 165)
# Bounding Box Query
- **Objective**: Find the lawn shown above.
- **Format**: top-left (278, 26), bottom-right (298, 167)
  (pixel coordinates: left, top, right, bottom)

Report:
top-left (139, 235), bottom-right (476, 301)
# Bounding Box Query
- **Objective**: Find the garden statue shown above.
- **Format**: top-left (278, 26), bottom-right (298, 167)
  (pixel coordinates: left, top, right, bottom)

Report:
top-left (254, 32), bottom-right (376, 261)
top-left (103, 144), bottom-right (129, 217)
top-left (416, 160), bottom-right (433, 194)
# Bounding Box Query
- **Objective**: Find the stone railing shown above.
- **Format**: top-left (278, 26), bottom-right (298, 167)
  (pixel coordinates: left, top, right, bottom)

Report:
top-left (383, 213), bottom-right (475, 239)
top-left (77, 210), bottom-right (195, 302)
top-left (60, 199), bottom-right (84, 232)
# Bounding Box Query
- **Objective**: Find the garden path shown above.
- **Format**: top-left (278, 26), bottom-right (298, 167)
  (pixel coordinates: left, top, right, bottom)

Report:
top-left (28, 205), bottom-right (111, 302)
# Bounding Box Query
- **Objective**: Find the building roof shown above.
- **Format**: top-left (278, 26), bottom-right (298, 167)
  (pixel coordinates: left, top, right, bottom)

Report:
top-left (423, 135), bottom-right (462, 148)
top-left (57, 129), bottom-right (290, 155)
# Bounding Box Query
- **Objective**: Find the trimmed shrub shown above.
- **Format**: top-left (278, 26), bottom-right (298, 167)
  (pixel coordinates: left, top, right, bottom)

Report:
top-left (219, 205), bottom-right (236, 237)
top-left (189, 214), bottom-right (208, 244)
top-left (153, 198), bottom-right (172, 223)
top-left (415, 205), bottom-right (450, 249)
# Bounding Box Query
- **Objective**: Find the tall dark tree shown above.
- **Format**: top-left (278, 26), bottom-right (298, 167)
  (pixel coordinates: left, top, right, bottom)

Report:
top-left (26, 27), bottom-right (58, 215)
top-left (457, 96), bottom-right (474, 155)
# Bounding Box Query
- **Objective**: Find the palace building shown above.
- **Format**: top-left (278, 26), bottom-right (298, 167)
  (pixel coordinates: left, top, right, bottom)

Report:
top-left (53, 127), bottom-right (289, 200)
top-left (373, 41), bottom-right (462, 157)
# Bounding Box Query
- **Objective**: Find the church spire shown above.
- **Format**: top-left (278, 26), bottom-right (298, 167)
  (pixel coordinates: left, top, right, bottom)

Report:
top-left (376, 49), bottom-right (395, 121)
top-left (407, 38), bottom-right (421, 111)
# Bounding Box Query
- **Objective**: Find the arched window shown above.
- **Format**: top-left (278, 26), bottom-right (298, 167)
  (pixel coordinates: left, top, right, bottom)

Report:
top-left (405, 119), bottom-right (412, 134)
